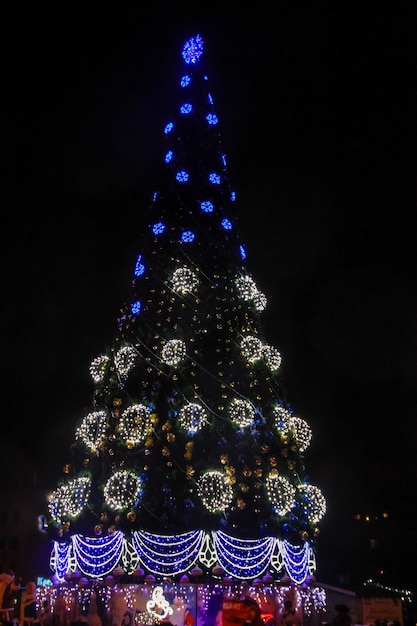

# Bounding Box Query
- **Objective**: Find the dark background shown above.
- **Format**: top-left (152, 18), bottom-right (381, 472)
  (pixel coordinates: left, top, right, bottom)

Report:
top-left (2, 2), bottom-right (416, 588)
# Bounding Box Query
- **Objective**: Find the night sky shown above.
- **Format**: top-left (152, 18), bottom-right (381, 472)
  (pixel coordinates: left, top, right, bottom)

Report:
top-left (2, 3), bottom-right (417, 587)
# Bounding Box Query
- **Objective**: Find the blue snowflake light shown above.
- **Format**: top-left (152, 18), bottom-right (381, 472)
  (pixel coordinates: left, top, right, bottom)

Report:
top-left (239, 244), bottom-right (247, 260)
top-left (206, 113), bottom-right (218, 125)
top-left (182, 34), bottom-right (204, 65)
top-left (131, 300), bottom-right (141, 315)
top-left (221, 218), bottom-right (232, 230)
top-left (200, 200), bottom-right (214, 213)
top-left (180, 75), bottom-right (191, 87)
top-left (180, 103), bottom-right (192, 115)
top-left (209, 172), bottom-right (221, 185)
top-left (176, 170), bottom-right (189, 183)
top-left (134, 255), bottom-right (145, 277)
top-left (164, 122), bottom-right (174, 134)
top-left (181, 230), bottom-right (195, 243)
top-left (152, 222), bottom-right (165, 235)
top-left (164, 150), bottom-right (173, 163)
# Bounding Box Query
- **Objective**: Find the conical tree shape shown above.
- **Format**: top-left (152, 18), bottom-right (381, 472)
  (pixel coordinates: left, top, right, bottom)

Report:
top-left (47, 34), bottom-right (326, 584)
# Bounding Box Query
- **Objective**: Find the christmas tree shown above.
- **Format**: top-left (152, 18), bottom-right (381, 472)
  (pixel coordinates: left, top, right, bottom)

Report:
top-left (46, 33), bottom-right (326, 586)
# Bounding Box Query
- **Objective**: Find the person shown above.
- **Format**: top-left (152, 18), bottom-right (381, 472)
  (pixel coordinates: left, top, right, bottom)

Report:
top-left (332, 604), bottom-right (352, 626)
top-left (281, 600), bottom-right (299, 626)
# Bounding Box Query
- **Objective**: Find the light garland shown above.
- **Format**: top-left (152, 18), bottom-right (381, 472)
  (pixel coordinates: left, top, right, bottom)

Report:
top-left (50, 530), bottom-right (314, 584)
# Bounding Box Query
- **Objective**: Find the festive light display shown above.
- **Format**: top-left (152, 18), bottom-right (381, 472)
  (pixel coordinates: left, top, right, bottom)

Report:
top-left (45, 34), bottom-right (327, 617)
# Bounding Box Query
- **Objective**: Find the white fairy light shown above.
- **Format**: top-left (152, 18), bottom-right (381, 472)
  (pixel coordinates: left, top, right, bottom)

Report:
top-left (240, 335), bottom-right (263, 362)
top-left (196, 470), bottom-right (233, 513)
top-left (297, 484), bottom-right (326, 524)
top-left (171, 267), bottom-right (198, 294)
top-left (234, 274), bottom-right (267, 311)
top-left (178, 402), bottom-right (208, 435)
top-left (262, 344), bottom-right (282, 370)
top-left (75, 410), bottom-right (108, 453)
top-left (89, 355), bottom-right (110, 383)
top-left (227, 398), bottom-right (255, 428)
top-left (289, 416), bottom-right (312, 452)
top-left (48, 477), bottom-right (91, 522)
top-left (265, 474), bottom-right (296, 516)
top-left (114, 345), bottom-right (137, 380)
top-left (273, 405), bottom-right (292, 434)
top-left (104, 470), bottom-right (142, 511)
top-left (161, 339), bottom-right (186, 366)
top-left (118, 404), bottom-right (153, 447)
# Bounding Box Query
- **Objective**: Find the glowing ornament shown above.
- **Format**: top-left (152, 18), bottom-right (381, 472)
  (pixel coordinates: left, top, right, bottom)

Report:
top-left (171, 267), bottom-right (198, 294)
top-left (178, 402), bottom-right (208, 435)
top-left (118, 404), bottom-right (152, 447)
top-left (75, 410), bottom-right (108, 453)
top-left (48, 476), bottom-right (91, 522)
top-left (161, 339), bottom-right (186, 366)
top-left (240, 336), bottom-right (263, 362)
top-left (89, 354), bottom-right (110, 383)
top-left (265, 474), bottom-right (296, 516)
top-left (296, 484), bottom-right (326, 524)
top-left (227, 398), bottom-right (255, 428)
top-left (196, 470), bottom-right (233, 513)
top-left (104, 470), bottom-right (142, 511)
top-left (114, 345), bottom-right (137, 380)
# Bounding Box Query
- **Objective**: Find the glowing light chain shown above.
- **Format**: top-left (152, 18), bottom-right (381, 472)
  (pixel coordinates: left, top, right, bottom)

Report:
top-left (72, 532), bottom-right (124, 579)
top-left (213, 532), bottom-right (274, 579)
top-left (51, 531), bottom-right (312, 583)
top-left (281, 540), bottom-right (311, 584)
top-left (132, 530), bottom-right (204, 575)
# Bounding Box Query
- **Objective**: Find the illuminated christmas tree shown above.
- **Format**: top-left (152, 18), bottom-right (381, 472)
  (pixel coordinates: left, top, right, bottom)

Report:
top-left (46, 34), bottom-right (326, 587)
